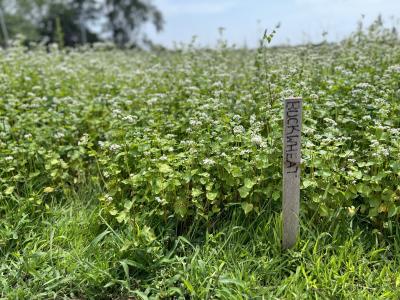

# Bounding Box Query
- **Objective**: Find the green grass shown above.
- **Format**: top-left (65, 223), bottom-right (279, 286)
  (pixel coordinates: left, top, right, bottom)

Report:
top-left (1, 182), bottom-right (400, 299)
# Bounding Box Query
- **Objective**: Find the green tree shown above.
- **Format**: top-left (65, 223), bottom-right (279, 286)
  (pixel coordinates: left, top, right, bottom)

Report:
top-left (103, 0), bottom-right (163, 47)
top-left (0, 0), bottom-right (40, 46)
top-left (0, 0), bottom-right (164, 47)
top-left (38, 1), bottom-right (100, 47)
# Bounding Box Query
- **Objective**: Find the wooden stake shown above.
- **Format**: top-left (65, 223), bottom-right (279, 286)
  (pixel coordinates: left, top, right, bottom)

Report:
top-left (282, 97), bottom-right (302, 250)
top-left (0, 7), bottom-right (8, 48)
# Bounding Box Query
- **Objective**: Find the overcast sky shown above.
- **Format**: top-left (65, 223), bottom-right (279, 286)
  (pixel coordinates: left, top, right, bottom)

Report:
top-left (146, 0), bottom-right (400, 48)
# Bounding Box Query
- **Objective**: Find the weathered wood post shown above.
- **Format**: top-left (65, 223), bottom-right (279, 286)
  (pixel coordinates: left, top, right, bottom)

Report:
top-left (0, 7), bottom-right (8, 48)
top-left (282, 97), bottom-right (303, 250)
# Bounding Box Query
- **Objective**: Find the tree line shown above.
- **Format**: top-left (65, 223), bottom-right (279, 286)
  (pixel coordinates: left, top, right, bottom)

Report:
top-left (0, 0), bottom-right (164, 48)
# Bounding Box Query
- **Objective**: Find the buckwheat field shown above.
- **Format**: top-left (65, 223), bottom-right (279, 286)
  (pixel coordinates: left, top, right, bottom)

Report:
top-left (1, 22), bottom-right (400, 299)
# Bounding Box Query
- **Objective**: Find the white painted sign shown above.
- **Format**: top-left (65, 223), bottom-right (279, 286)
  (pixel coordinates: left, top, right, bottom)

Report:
top-left (282, 97), bottom-right (302, 250)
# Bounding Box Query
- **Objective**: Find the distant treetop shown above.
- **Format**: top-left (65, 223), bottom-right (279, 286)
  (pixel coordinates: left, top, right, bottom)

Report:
top-left (0, 0), bottom-right (164, 48)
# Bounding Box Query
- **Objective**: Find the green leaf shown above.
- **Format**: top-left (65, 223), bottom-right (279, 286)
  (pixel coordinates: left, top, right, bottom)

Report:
top-left (238, 186), bottom-right (250, 198)
top-left (4, 186), bottom-right (15, 195)
top-left (121, 259), bottom-right (146, 270)
top-left (231, 166), bottom-right (241, 178)
top-left (132, 290), bottom-right (149, 300)
top-left (244, 178), bottom-right (256, 189)
top-left (272, 190), bottom-right (280, 201)
top-left (302, 179), bottom-right (314, 188)
top-left (124, 200), bottom-right (133, 210)
top-left (368, 198), bottom-right (380, 208)
top-left (159, 164), bottom-right (173, 173)
top-left (192, 188), bottom-right (202, 197)
top-left (349, 170), bottom-right (363, 179)
top-left (212, 205), bottom-right (220, 213)
top-left (174, 198), bottom-right (188, 218)
top-left (183, 279), bottom-right (195, 295)
top-left (43, 186), bottom-right (55, 193)
top-left (50, 158), bottom-right (59, 165)
top-left (368, 207), bottom-right (379, 217)
top-left (206, 191), bottom-right (218, 201)
top-left (388, 204), bottom-right (397, 218)
top-left (391, 162), bottom-right (400, 172)
top-left (382, 188), bottom-right (394, 201)
top-left (109, 209), bottom-right (118, 216)
top-left (120, 260), bottom-right (129, 279)
top-left (241, 202), bottom-right (253, 214)
top-left (356, 184), bottom-right (371, 196)
top-left (116, 211), bottom-right (128, 223)
top-left (91, 230), bottom-right (111, 246)
top-left (219, 277), bottom-right (246, 288)
top-left (319, 204), bottom-right (329, 217)
top-left (199, 172), bottom-right (210, 177)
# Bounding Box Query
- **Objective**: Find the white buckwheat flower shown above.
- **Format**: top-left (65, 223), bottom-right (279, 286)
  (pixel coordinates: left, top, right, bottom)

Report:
top-left (203, 158), bottom-right (216, 166)
top-left (232, 114), bottom-right (241, 122)
top-left (233, 125), bottom-right (245, 135)
top-left (54, 132), bottom-right (65, 139)
top-left (78, 133), bottom-right (89, 146)
top-left (122, 115), bottom-right (138, 123)
top-left (109, 144), bottom-right (121, 152)
top-left (251, 134), bottom-right (263, 146)
top-left (250, 114), bottom-right (257, 125)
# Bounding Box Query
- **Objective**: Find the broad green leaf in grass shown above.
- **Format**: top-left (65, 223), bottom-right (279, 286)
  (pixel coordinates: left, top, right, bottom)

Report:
top-left (183, 279), bottom-right (195, 295)
top-left (302, 179), bottom-right (315, 188)
top-left (174, 198), bottom-right (188, 218)
top-left (272, 190), bottom-right (280, 201)
top-left (238, 186), bottom-right (250, 198)
top-left (241, 202), bottom-right (253, 214)
top-left (192, 188), bottom-right (202, 197)
top-left (231, 165), bottom-right (241, 178)
top-left (244, 178), bottom-right (256, 189)
top-left (206, 191), bottom-right (218, 201)
top-left (43, 187), bottom-right (55, 193)
top-left (368, 207), bottom-right (379, 217)
top-left (369, 198), bottom-right (380, 208)
top-left (356, 184), bottom-right (371, 196)
top-left (212, 205), bottom-right (220, 213)
top-left (319, 204), bottom-right (329, 217)
top-left (116, 211), bottom-right (128, 223)
top-left (388, 204), bottom-right (397, 218)
top-left (4, 186), bottom-right (15, 195)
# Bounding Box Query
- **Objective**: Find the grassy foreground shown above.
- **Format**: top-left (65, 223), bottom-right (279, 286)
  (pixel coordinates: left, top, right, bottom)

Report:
top-left (1, 182), bottom-right (400, 299)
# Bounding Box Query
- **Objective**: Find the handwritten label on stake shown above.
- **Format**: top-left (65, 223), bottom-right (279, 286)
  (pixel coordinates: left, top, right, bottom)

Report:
top-left (282, 97), bottom-right (302, 250)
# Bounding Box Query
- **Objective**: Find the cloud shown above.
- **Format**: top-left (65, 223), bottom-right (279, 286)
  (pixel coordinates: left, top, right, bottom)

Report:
top-left (154, 0), bottom-right (238, 16)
